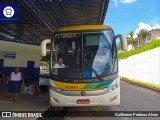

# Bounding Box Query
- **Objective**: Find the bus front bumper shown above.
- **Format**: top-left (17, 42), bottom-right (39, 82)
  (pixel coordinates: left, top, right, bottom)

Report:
top-left (49, 87), bottom-right (120, 107)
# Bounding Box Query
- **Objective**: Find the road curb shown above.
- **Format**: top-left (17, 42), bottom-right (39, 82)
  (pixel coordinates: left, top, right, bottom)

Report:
top-left (120, 78), bottom-right (160, 93)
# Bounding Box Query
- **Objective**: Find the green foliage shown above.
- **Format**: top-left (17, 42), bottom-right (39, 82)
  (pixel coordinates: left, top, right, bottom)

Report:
top-left (41, 51), bottom-right (50, 62)
top-left (40, 51), bottom-right (55, 67)
top-left (137, 29), bottom-right (148, 45)
top-left (127, 31), bottom-right (138, 49)
top-left (126, 37), bottom-right (132, 45)
top-left (129, 31), bottom-right (134, 38)
top-left (118, 39), bottom-right (160, 60)
top-left (139, 29), bottom-right (148, 39)
top-left (40, 61), bottom-right (49, 66)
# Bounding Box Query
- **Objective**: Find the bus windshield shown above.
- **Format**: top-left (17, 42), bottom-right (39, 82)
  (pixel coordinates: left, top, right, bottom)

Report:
top-left (51, 30), bottom-right (117, 79)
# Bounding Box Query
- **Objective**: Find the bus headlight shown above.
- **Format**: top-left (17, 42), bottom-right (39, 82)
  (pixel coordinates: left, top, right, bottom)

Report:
top-left (104, 84), bottom-right (119, 93)
top-left (49, 85), bottom-right (62, 92)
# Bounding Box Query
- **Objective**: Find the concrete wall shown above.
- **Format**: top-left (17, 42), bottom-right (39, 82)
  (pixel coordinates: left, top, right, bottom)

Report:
top-left (119, 47), bottom-right (160, 85)
top-left (151, 29), bottom-right (160, 40)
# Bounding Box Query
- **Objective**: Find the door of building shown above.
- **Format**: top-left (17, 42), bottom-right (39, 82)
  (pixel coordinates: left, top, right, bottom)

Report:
top-left (27, 61), bottom-right (35, 81)
top-left (0, 59), bottom-right (4, 70)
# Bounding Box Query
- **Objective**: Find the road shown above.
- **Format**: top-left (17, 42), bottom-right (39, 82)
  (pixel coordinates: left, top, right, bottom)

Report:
top-left (38, 80), bottom-right (160, 120)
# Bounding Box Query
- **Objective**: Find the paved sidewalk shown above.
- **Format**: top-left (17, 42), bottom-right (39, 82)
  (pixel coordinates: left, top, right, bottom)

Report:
top-left (0, 83), bottom-right (50, 120)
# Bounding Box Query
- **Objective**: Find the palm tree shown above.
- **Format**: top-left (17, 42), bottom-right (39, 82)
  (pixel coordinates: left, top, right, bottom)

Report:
top-left (129, 31), bottom-right (135, 49)
top-left (126, 36), bottom-right (132, 44)
top-left (129, 31), bottom-right (134, 39)
top-left (137, 29), bottom-right (148, 45)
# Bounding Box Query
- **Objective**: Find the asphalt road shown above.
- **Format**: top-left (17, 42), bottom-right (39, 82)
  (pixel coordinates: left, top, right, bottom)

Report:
top-left (38, 80), bottom-right (160, 120)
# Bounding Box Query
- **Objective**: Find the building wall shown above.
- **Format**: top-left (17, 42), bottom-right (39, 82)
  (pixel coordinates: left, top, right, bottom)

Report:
top-left (0, 40), bottom-right (41, 81)
top-left (151, 29), bottom-right (160, 40)
top-left (127, 44), bottom-right (133, 51)
top-left (119, 47), bottom-right (160, 85)
top-left (146, 29), bottom-right (160, 42)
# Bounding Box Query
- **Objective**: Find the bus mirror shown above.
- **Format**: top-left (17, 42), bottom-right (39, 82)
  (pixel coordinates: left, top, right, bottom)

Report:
top-left (41, 39), bottom-right (51, 56)
top-left (114, 34), bottom-right (128, 51)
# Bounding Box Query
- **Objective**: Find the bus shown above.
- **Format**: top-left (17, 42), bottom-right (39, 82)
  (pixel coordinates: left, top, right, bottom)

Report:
top-left (41, 25), bottom-right (127, 107)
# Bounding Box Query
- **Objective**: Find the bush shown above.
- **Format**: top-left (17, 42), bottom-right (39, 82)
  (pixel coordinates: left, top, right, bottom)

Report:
top-left (118, 39), bottom-right (160, 60)
top-left (40, 61), bottom-right (49, 66)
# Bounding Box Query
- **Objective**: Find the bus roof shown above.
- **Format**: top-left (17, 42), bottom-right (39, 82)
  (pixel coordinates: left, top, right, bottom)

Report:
top-left (55, 25), bottom-right (111, 33)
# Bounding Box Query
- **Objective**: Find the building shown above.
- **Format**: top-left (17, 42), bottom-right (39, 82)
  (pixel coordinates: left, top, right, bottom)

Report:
top-left (146, 29), bottom-right (160, 42)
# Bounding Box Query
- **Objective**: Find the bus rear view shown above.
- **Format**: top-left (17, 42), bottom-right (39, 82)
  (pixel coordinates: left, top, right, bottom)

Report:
top-left (41, 25), bottom-right (127, 107)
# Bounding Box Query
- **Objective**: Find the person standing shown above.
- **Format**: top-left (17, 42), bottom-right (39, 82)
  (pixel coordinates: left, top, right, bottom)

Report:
top-left (8, 67), bottom-right (24, 102)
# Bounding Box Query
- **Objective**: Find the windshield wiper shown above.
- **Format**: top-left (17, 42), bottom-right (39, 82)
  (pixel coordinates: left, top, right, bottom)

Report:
top-left (64, 56), bottom-right (79, 81)
top-left (83, 58), bottom-right (103, 82)
top-left (64, 47), bottom-right (80, 81)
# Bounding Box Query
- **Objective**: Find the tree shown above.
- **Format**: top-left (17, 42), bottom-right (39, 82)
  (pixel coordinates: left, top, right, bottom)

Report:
top-left (129, 31), bottom-right (134, 39)
top-left (128, 31), bottom-right (137, 49)
top-left (40, 51), bottom-right (56, 67)
top-left (41, 51), bottom-right (50, 62)
top-left (137, 29), bottom-right (148, 45)
top-left (126, 36), bottom-right (132, 45)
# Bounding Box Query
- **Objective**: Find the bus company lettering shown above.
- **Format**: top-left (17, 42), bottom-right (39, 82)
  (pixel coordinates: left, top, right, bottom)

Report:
top-left (65, 85), bottom-right (78, 89)
top-left (74, 79), bottom-right (92, 82)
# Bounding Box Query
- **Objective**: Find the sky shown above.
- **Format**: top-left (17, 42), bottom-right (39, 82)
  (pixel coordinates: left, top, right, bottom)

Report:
top-left (104, 0), bottom-right (160, 38)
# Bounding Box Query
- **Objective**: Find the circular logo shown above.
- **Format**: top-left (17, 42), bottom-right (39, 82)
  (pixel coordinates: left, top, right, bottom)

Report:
top-left (81, 91), bottom-right (86, 96)
top-left (3, 6), bottom-right (15, 18)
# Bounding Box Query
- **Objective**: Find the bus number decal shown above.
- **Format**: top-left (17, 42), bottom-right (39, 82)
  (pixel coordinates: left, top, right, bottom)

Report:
top-left (65, 86), bottom-right (78, 89)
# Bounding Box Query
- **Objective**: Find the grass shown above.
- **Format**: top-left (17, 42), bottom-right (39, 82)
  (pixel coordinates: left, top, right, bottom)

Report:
top-left (120, 76), bottom-right (160, 92)
top-left (118, 39), bottom-right (160, 60)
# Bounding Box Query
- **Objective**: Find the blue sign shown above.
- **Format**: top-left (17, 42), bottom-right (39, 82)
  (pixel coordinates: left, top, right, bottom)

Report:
top-left (83, 71), bottom-right (91, 78)
top-left (0, 4), bottom-right (18, 22)
top-left (4, 52), bottom-right (16, 59)
top-left (0, 50), bottom-right (16, 59)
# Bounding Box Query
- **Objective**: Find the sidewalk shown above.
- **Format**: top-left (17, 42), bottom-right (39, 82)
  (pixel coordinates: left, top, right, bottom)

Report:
top-left (0, 82), bottom-right (50, 120)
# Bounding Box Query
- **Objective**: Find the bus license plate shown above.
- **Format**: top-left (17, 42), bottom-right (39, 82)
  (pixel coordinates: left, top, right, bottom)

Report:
top-left (77, 99), bottom-right (90, 104)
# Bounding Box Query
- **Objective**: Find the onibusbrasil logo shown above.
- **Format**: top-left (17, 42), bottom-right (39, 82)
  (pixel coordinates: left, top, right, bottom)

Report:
top-left (3, 6), bottom-right (15, 18)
